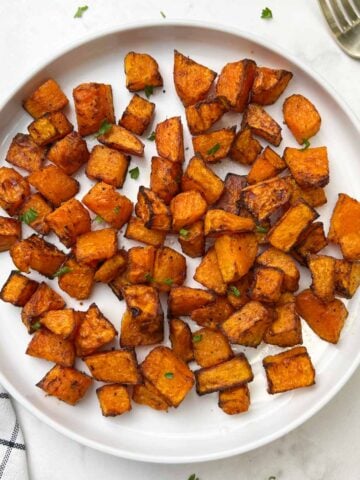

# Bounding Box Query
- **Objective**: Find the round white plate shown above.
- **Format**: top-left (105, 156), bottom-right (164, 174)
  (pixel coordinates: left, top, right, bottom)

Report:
top-left (0, 21), bottom-right (359, 464)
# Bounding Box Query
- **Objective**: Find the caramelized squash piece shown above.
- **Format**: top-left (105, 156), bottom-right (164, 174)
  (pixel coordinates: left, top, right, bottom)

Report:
top-left (292, 222), bottom-right (328, 265)
top-left (96, 384), bottom-right (131, 417)
top-left (178, 220), bottom-right (205, 258)
top-left (185, 97), bottom-right (228, 135)
top-left (0, 217), bottom-right (21, 251)
top-left (155, 116), bottom-right (184, 163)
top-left (28, 111), bottom-right (73, 146)
top-left (191, 297), bottom-right (234, 330)
top-left (133, 379), bottom-right (170, 411)
top-left (216, 59), bottom-right (256, 112)
top-left (181, 156), bottom-right (224, 205)
top-left (264, 301), bottom-right (302, 347)
top-left (283, 94), bottom-right (321, 144)
top-left (26, 329), bottom-right (75, 367)
top-left (168, 286), bottom-right (215, 318)
top-left (150, 156), bottom-right (182, 204)
top-left (250, 267), bottom-right (284, 304)
top-left (194, 247), bottom-right (227, 295)
top-left (125, 216), bottom-right (166, 247)
top-left (98, 124), bottom-right (144, 157)
top-left (19, 194), bottom-right (52, 235)
top-left (204, 210), bottom-right (255, 237)
top-left (86, 145), bottom-right (129, 188)
top-left (127, 246), bottom-right (156, 285)
top-left (119, 94), bottom-right (155, 135)
top-left (334, 259), bottom-right (360, 299)
top-left (247, 147), bottom-right (286, 185)
top-left (0, 271), bottom-right (38, 307)
top-left (152, 246), bottom-right (186, 292)
top-left (6, 133), bottom-right (46, 172)
top-left (284, 147), bottom-right (329, 188)
top-left (242, 104), bottom-right (282, 146)
top-left (257, 247), bottom-right (300, 292)
top-left (47, 131), bottom-right (89, 175)
top-left (0, 167), bottom-right (30, 215)
top-left (58, 258), bottom-right (94, 300)
top-left (251, 67), bottom-right (293, 105)
top-left (120, 308), bottom-right (163, 347)
top-left (40, 309), bottom-right (78, 338)
top-left (170, 191), bottom-right (207, 231)
top-left (214, 173), bottom-right (246, 214)
top-left (285, 176), bottom-right (327, 208)
top-left (94, 251), bottom-right (127, 284)
top-left (308, 254), bottom-right (336, 302)
top-left (192, 127), bottom-right (236, 163)
top-left (192, 327), bottom-right (233, 368)
top-left (229, 127), bottom-right (262, 165)
top-left (84, 349), bottom-right (141, 384)
top-left (219, 385), bottom-right (250, 415)
top-left (75, 228), bottom-right (117, 266)
top-left (23, 79), bottom-right (68, 118)
top-left (169, 318), bottom-right (194, 363)
top-left (124, 52), bottom-right (163, 91)
top-left (135, 187), bottom-right (171, 231)
top-left (122, 285), bottom-right (163, 323)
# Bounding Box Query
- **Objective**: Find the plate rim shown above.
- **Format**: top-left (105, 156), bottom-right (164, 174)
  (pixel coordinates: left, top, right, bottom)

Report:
top-left (1, 19), bottom-right (359, 464)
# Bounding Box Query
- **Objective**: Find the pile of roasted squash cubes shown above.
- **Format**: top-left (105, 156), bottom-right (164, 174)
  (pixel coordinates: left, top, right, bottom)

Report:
top-left (0, 49), bottom-right (359, 417)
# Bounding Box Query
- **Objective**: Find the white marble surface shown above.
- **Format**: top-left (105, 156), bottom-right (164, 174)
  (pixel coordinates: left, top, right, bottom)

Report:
top-left (0, 0), bottom-right (359, 478)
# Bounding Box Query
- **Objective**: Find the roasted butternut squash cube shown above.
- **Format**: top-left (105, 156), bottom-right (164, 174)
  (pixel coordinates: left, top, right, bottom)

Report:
top-left (155, 116), bottom-right (184, 163)
top-left (334, 259), bottom-right (360, 299)
top-left (267, 199), bottom-right (319, 252)
top-left (195, 354), bottom-right (253, 395)
top-left (82, 182), bottom-right (133, 229)
top-left (36, 365), bottom-right (92, 405)
top-left (242, 104), bottom-right (282, 146)
top-left (247, 147), bottom-right (286, 185)
top-left (191, 297), bottom-right (234, 330)
top-left (150, 156), bottom-right (182, 204)
top-left (214, 173), bottom-right (246, 214)
top-left (135, 187), bottom-right (171, 231)
top-left (169, 318), bottom-right (194, 363)
top-left (181, 156), bottom-right (223, 205)
top-left (204, 210), bottom-right (255, 237)
top-left (10, 235), bottom-right (66, 277)
top-left (40, 309), bottom-right (78, 338)
top-left (28, 165), bottom-right (79, 207)
top-left (127, 246), bottom-right (156, 284)
top-left (185, 97), bottom-right (228, 135)
top-left (263, 346), bottom-right (315, 394)
top-left (6, 133), bottom-right (46, 172)
top-left (94, 251), bottom-right (127, 283)
top-left (124, 216), bottom-right (166, 247)
top-left (120, 308), bottom-right (163, 347)
top-left (73, 82), bottom-right (115, 136)
top-left (23, 79), bottom-right (68, 119)
top-left (170, 190), bottom-right (207, 232)
top-left (19, 194), bottom-right (52, 235)
top-left (0, 216), bottom-right (21, 251)
top-left (26, 329), bottom-right (75, 367)
top-left (98, 124), bottom-right (144, 157)
top-left (250, 267), bottom-right (284, 303)
top-left (308, 254), bottom-right (336, 302)
top-left (214, 233), bottom-right (258, 283)
top-left (257, 247), bottom-right (300, 292)
top-left (124, 52), bottom-right (163, 92)
top-left (283, 94), bottom-right (321, 144)
top-left (192, 127), bottom-right (236, 163)
top-left (264, 301), bottom-right (302, 347)
top-left (216, 59), bottom-right (256, 112)
top-left (75, 228), bottom-right (117, 266)
top-left (292, 222), bottom-right (328, 265)
top-left (46, 198), bottom-right (91, 247)
top-left (226, 272), bottom-right (253, 310)
top-left (96, 384), bottom-right (131, 416)
top-left (119, 94), bottom-right (155, 135)
top-left (84, 349), bottom-right (140, 383)
top-left (295, 289), bottom-right (348, 343)
top-left (284, 147), bottom-right (329, 188)
top-left (174, 50), bottom-right (216, 107)
top-left (75, 303), bottom-right (117, 356)
top-left (86, 145), bottom-right (129, 188)
top-left (192, 327), bottom-right (233, 368)
top-left (109, 271), bottom-right (130, 301)
top-left (132, 379), bottom-right (170, 411)
top-left (0, 271), bottom-right (38, 307)
top-left (229, 127), bottom-right (262, 165)
top-left (328, 193), bottom-right (360, 261)
top-left (141, 346), bottom-right (194, 407)
top-left (285, 176), bottom-right (327, 208)
top-left (251, 67), bottom-right (293, 105)
top-left (28, 111), bottom-right (73, 146)
top-left (178, 220), bottom-right (205, 258)
top-left (222, 301), bottom-right (272, 347)
top-left (122, 285), bottom-right (163, 323)
top-left (0, 167), bottom-right (30, 216)
top-left (153, 247), bottom-right (186, 292)
top-left (58, 258), bottom-right (95, 300)
top-left (47, 131), bottom-right (89, 175)
top-left (194, 247), bottom-right (227, 295)
top-left (21, 282), bottom-right (65, 332)
top-left (168, 286), bottom-right (215, 318)
top-left (219, 384), bottom-right (250, 415)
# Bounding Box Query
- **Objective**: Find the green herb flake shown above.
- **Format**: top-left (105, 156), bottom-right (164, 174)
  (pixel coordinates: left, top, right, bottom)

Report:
top-left (147, 131), bottom-right (156, 141)
top-left (163, 278), bottom-right (173, 286)
top-left (74, 5), bottom-right (88, 18)
top-left (95, 119), bottom-right (112, 137)
top-left (179, 228), bottom-right (189, 238)
top-left (53, 266), bottom-right (72, 278)
top-left (19, 208), bottom-right (38, 225)
top-left (193, 334), bottom-right (203, 343)
top-left (160, 11), bottom-right (166, 18)
top-left (114, 206), bottom-right (120, 214)
top-left (228, 285), bottom-right (241, 297)
top-left (256, 225), bottom-right (269, 234)
top-left (144, 273), bottom-right (154, 283)
top-left (144, 85), bottom-right (154, 99)
top-left (31, 321), bottom-right (42, 331)
top-left (207, 143), bottom-right (221, 156)
top-left (188, 475), bottom-right (199, 480)
top-left (93, 215), bottom-right (105, 224)
top-left (129, 166), bottom-right (140, 180)
top-left (164, 372), bottom-right (174, 379)
top-left (261, 7), bottom-right (273, 19)
top-left (301, 138), bottom-right (311, 150)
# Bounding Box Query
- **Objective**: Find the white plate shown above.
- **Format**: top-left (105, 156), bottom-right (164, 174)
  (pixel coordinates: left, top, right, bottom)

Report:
top-left (0, 20), bottom-right (359, 464)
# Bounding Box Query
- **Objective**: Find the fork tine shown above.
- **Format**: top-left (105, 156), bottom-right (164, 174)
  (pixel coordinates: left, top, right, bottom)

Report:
top-left (328, 0), bottom-right (351, 30)
top-left (319, 0), bottom-right (342, 35)
top-left (340, 0), bottom-right (359, 22)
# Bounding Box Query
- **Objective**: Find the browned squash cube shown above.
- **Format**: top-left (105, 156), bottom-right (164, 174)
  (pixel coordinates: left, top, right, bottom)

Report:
top-left (133, 379), bottom-right (170, 411)
top-left (75, 303), bottom-right (117, 356)
top-left (141, 346), bottom-right (194, 407)
top-left (153, 247), bottom-right (186, 292)
top-left (37, 365), bottom-right (92, 405)
top-left (308, 254), bottom-right (336, 302)
top-left (169, 318), bottom-right (194, 363)
top-left (170, 191), bottom-right (207, 232)
top-left (292, 222), bottom-right (328, 265)
top-left (84, 349), bottom-right (140, 383)
top-left (6, 133), bottom-right (46, 172)
top-left (127, 246), bottom-right (156, 284)
top-left (174, 50), bottom-right (216, 107)
top-left (222, 301), bottom-right (272, 347)
top-left (23, 79), bottom-right (68, 119)
top-left (284, 147), bottom-right (329, 188)
top-left (150, 156), bottom-right (182, 205)
top-left (295, 289), bottom-right (348, 343)
top-left (124, 52), bottom-right (163, 92)
top-left (168, 286), bottom-right (215, 318)
top-left (28, 111), bottom-right (73, 146)
top-left (251, 67), bottom-right (293, 105)
top-left (181, 156), bottom-right (224, 205)
top-left (155, 116), bottom-right (184, 163)
top-left (267, 199), bottom-right (319, 252)
top-left (214, 233), bottom-right (258, 284)
top-left (214, 173), bottom-right (246, 214)
top-left (120, 308), bottom-right (163, 347)
top-left (28, 165), bottom-right (79, 207)
top-left (195, 354), bottom-right (253, 395)
top-left (242, 104), bottom-right (282, 146)
top-left (21, 282), bottom-right (65, 332)
top-left (192, 327), bottom-right (233, 368)
top-left (96, 384), bottom-right (131, 416)
top-left (75, 228), bottom-right (117, 266)
top-left (82, 182), bottom-right (133, 229)
top-left (73, 82), bottom-right (115, 137)
top-left (194, 247), bottom-right (227, 295)
top-left (119, 94), bottom-right (155, 135)
top-left (216, 59), bottom-right (256, 112)
top-left (219, 385), bottom-right (250, 415)
top-left (204, 210), bottom-right (255, 237)
top-left (47, 131), bottom-right (89, 175)
top-left (135, 187), bottom-right (171, 231)
top-left (328, 193), bottom-right (360, 261)
top-left (19, 194), bottom-right (52, 235)
top-left (58, 258), bottom-right (95, 300)
top-left (285, 176), bottom-right (327, 208)
top-left (98, 124), bottom-right (144, 157)
top-left (0, 167), bottom-right (30, 215)
top-left (0, 216), bottom-right (21, 251)
top-left (250, 267), bottom-right (284, 303)
top-left (263, 346), bottom-right (315, 394)
top-left (185, 97), bottom-right (228, 135)
top-left (40, 309), bottom-right (78, 338)
top-left (10, 235), bottom-right (66, 277)
top-left (94, 251), bottom-right (127, 283)
top-left (192, 127), bottom-right (236, 163)
top-left (264, 301), bottom-right (302, 347)
top-left (229, 127), bottom-right (262, 165)
top-left (283, 94), bottom-right (321, 144)
top-left (191, 297), bottom-right (234, 330)
top-left (247, 147), bottom-right (286, 185)
top-left (26, 329), bottom-right (75, 367)
top-left (111, 273), bottom-right (130, 301)
top-left (0, 271), bottom-right (38, 307)
top-left (334, 259), bottom-right (360, 299)
top-left (86, 145), bottom-right (129, 188)
top-left (178, 220), bottom-right (205, 258)
top-left (257, 247), bottom-right (300, 292)
top-left (226, 273), bottom-right (253, 310)
top-left (125, 216), bottom-right (166, 247)
top-left (46, 198), bottom-right (91, 247)
top-left (122, 284), bottom-right (163, 323)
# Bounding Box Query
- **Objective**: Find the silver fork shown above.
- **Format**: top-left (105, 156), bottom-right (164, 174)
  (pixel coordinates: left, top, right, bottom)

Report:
top-left (318, 0), bottom-right (360, 58)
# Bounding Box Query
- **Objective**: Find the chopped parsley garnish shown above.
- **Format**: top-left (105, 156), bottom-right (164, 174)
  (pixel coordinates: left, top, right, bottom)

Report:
top-left (163, 278), bottom-right (173, 286)
top-left (144, 273), bottom-right (154, 283)
top-left (31, 321), bottom-right (42, 331)
top-left (19, 208), bottom-right (38, 225)
top-left (160, 11), bottom-right (166, 18)
top-left (301, 138), bottom-right (311, 150)
top-left (207, 143), bottom-right (221, 156)
top-left (93, 215), bottom-right (105, 224)
top-left (129, 166), bottom-right (140, 179)
top-left (256, 225), bottom-right (269, 234)
top-left (147, 131), bottom-right (156, 141)
top-left (193, 334), bottom-right (203, 343)
top-left (228, 285), bottom-right (241, 297)
top-left (179, 228), bottom-right (189, 238)
top-left (261, 7), bottom-right (273, 19)
top-left (164, 372), bottom-right (174, 379)
top-left (95, 119), bottom-right (112, 137)
top-left (53, 266), bottom-right (72, 278)
top-left (114, 206), bottom-right (120, 214)
top-left (144, 85), bottom-right (154, 99)
top-left (74, 5), bottom-right (88, 18)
